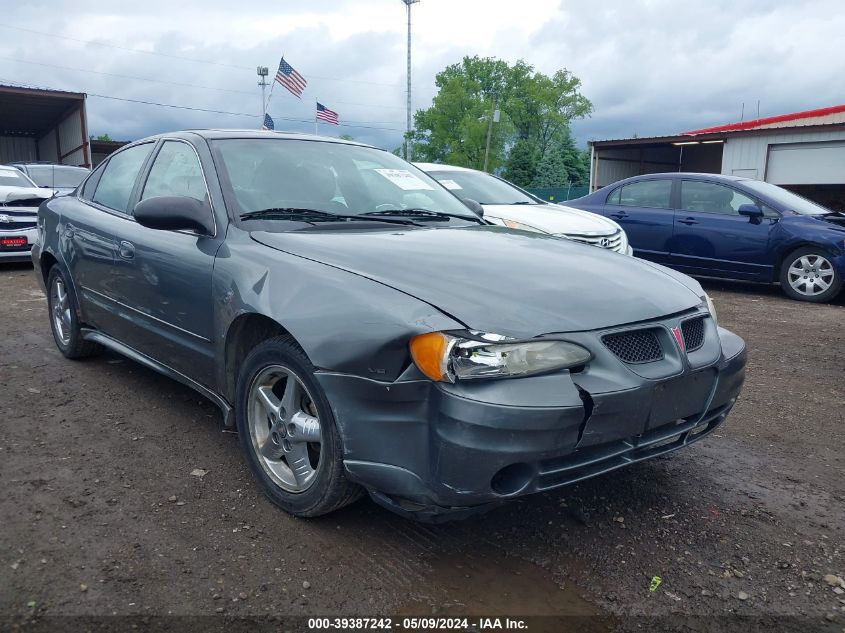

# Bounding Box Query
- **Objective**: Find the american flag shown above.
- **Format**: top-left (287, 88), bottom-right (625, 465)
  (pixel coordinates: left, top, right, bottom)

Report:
top-left (262, 113), bottom-right (274, 130)
top-left (275, 58), bottom-right (307, 98)
top-left (316, 102), bottom-right (339, 125)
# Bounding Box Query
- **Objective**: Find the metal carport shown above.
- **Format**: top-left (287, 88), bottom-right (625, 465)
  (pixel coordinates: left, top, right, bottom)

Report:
top-left (0, 84), bottom-right (90, 167)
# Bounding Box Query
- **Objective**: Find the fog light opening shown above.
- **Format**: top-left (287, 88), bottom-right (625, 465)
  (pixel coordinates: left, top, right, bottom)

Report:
top-left (491, 462), bottom-right (533, 496)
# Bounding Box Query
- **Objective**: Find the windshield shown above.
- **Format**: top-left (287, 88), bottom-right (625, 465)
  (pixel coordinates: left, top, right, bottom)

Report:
top-left (0, 168), bottom-right (36, 188)
top-left (426, 169), bottom-right (539, 205)
top-left (742, 180), bottom-right (832, 216)
top-left (25, 165), bottom-right (89, 189)
top-left (212, 139), bottom-right (477, 223)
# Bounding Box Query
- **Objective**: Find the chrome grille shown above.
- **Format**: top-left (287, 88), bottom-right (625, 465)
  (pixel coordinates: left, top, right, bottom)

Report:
top-left (0, 221), bottom-right (36, 230)
top-left (0, 211), bottom-right (37, 231)
top-left (561, 229), bottom-right (624, 253)
top-left (681, 317), bottom-right (705, 352)
top-left (1, 199), bottom-right (43, 208)
top-left (602, 329), bottom-right (663, 364)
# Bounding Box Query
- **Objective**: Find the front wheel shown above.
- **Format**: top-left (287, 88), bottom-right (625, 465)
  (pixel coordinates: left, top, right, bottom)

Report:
top-left (234, 335), bottom-right (362, 517)
top-left (779, 247), bottom-right (842, 303)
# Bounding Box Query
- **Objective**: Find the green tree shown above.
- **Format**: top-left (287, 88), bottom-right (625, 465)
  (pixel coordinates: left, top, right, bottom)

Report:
top-left (412, 56), bottom-right (592, 173)
top-left (411, 57), bottom-right (513, 169)
top-left (503, 139), bottom-right (538, 187)
top-left (532, 128), bottom-right (589, 187)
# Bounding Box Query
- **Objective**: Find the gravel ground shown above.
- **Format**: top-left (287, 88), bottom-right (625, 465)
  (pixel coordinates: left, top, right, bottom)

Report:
top-left (1, 263), bottom-right (843, 632)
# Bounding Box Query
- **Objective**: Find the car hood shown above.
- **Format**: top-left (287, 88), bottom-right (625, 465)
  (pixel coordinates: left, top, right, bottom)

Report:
top-left (482, 202), bottom-right (620, 235)
top-left (251, 226), bottom-right (703, 337)
top-left (0, 186), bottom-right (54, 204)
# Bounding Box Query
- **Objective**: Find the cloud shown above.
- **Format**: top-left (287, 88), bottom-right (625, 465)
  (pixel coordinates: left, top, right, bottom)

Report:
top-left (1, 0), bottom-right (842, 150)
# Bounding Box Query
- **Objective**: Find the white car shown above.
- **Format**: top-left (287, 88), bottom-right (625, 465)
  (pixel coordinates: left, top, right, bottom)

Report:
top-left (416, 163), bottom-right (632, 256)
top-left (0, 166), bottom-right (53, 263)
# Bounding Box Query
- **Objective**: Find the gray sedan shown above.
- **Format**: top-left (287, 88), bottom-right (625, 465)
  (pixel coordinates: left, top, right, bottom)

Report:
top-left (32, 131), bottom-right (746, 520)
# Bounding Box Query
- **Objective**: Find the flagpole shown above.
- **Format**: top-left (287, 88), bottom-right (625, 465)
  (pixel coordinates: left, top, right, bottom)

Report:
top-left (315, 98), bottom-right (319, 135)
top-left (264, 55), bottom-right (281, 124)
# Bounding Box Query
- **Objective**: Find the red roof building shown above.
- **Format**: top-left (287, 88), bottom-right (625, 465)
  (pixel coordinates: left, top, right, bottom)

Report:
top-left (588, 104), bottom-right (845, 211)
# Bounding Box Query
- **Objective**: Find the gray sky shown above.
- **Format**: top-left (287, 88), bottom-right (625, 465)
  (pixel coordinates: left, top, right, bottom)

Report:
top-left (1, 0), bottom-right (843, 149)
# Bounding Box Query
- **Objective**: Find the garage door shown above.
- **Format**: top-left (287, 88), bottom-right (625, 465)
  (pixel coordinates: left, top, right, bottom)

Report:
top-left (766, 141), bottom-right (845, 185)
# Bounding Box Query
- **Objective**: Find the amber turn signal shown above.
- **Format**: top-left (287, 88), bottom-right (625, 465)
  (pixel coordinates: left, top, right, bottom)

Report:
top-left (409, 332), bottom-right (451, 382)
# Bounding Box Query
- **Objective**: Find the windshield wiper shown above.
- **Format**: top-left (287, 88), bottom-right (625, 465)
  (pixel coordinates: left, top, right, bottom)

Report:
top-left (239, 208), bottom-right (421, 226)
top-left (362, 208), bottom-right (484, 223)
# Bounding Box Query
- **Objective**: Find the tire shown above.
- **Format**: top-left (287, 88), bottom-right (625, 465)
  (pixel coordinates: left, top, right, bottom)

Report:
top-left (779, 247), bottom-right (842, 303)
top-left (234, 335), bottom-right (362, 517)
top-left (46, 266), bottom-right (103, 359)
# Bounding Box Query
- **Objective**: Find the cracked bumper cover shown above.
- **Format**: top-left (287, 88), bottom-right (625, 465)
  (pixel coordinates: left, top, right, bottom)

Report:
top-left (316, 324), bottom-right (746, 520)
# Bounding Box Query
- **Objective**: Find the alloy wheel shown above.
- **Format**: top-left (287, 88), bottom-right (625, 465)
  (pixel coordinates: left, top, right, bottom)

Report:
top-left (51, 277), bottom-right (72, 346)
top-left (247, 365), bottom-right (323, 493)
top-left (787, 254), bottom-right (835, 297)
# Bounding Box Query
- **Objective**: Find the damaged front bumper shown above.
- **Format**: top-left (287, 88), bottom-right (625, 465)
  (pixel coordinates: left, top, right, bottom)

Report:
top-left (317, 314), bottom-right (747, 521)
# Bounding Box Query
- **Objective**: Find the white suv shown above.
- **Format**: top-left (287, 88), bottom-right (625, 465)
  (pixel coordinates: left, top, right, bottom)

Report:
top-left (0, 166), bottom-right (53, 262)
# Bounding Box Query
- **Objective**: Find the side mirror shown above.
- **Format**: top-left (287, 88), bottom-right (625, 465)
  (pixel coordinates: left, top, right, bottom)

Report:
top-left (462, 198), bottom-right (484, 218)
top-left (134, 196), bottom-right (214, 235)
top-left (737, 203), bottom-right (763, 218)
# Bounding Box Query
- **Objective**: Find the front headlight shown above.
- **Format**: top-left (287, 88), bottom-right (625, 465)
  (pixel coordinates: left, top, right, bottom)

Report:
top-left (502, 219), bottom-right (548, 234)
top-left (703, 293), bottom-right (718, 327)
top-left (409, 332), bottom-right (591, 382)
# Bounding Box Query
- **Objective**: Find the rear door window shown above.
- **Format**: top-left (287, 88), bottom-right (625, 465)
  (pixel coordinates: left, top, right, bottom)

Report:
top-left (92, 143), bottom-right (153, 213)
top-left (613, 180), bottom-right (673, 209)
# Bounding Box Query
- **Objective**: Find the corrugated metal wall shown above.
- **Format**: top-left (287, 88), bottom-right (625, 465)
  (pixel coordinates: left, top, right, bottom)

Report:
top-left (37, 129), bottom-right (58, 162)
top-left (593, 146), bottom-right (682, 188)
top-left (58, 110), bottom-right (85, 163)
top-left (2, 97), bottom-right (88, 166)
top-left (721, 128), bottom-right (845, 180)
top-left (0, 136), bottom-right (37, 163)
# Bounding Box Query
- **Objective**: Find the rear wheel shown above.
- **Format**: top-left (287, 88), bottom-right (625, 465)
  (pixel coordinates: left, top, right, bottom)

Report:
top-left (779, 247), bottom-right (842, 303)
top-left (234, 335), bottom-right (362, 517)
top-left (46, 266), bottom-right (102, 359)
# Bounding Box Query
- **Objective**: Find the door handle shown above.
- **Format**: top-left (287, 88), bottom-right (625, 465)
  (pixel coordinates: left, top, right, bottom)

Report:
top-left (609, 212), bottom-right (628, 219)
top-left (678, 217), bottom-right (699, 225)
top-left (118, 240), bottom-right (135, 260)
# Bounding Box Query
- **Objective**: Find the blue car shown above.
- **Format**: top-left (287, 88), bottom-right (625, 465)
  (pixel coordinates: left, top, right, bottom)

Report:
top-left (569, 173), bottom-right (845, 302)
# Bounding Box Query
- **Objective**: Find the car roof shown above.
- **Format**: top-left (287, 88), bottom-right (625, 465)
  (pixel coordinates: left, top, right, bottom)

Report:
top-left (617, 172), bottom-right (748, 184)
top-left (414, 162), bottom-right (477, 173)
top-left (9, 162), bottom-right (88, 169)
top-left (147, 129), bottom-right (376, 149)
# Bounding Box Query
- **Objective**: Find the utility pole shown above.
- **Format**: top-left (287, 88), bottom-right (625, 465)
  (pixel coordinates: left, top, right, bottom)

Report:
top-left (402, 0), bottom-right (419, 160)
top-left (257, 66), bottom-right (269, 128)
top-left (483, 96), bottom-right (499, 172)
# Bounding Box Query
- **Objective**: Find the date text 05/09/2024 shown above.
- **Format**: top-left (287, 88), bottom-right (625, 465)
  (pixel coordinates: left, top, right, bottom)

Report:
top-left (307, 617), bottom-right (528, 630)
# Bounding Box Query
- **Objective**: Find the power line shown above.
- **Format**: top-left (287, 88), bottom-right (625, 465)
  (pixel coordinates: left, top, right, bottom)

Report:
top-left (89, 93), bottom-right (405, 130)
top-left (1, 53), bottom-right (407, 111)
top-left (0, 56), bottom-right (405, 125)
top-left (0, 56), bottom-right (255, 96)
top-left (0, 22), bottom-right (404, 87)
top-left (0, 77), bottom-right (404, 131)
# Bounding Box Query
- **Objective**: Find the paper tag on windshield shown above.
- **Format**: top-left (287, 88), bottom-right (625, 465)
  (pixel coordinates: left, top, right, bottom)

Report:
top-left (438, 179), bottom-right (462, 190)
top-left (374, 169), bottom-right (433, 190)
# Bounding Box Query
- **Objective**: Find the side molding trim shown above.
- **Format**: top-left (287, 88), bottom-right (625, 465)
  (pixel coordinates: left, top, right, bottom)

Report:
top-left (81, 329), bottom-right (234, 426)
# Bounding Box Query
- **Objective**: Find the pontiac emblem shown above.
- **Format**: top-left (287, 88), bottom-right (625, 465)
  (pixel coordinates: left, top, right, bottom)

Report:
top-left (671, 326), bottom-right (684, 351)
